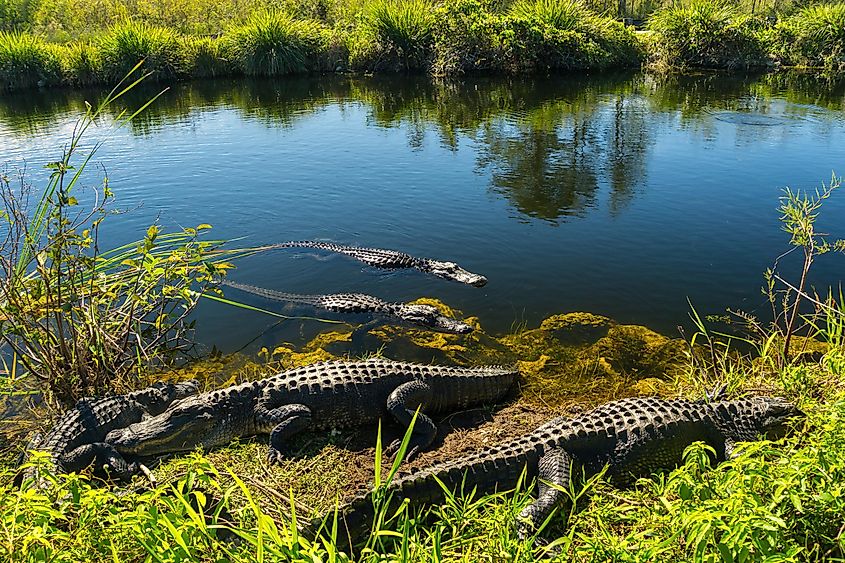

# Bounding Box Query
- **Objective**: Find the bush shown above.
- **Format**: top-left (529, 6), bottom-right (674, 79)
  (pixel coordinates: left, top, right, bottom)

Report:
top-left (0, 31), bottom-right (61, 90)
top-left (181, 36), bottom-right (231, 78)
top-left (223, 11), bottom-right (332, 76)
top-left (97, 21), bottom-right (185, 81)
top-left (364, 0), bottom-right (435, 70)
top-left (769, 3), bottom-right (845, 69)
top-left (431, 0), bottom-right (504, 74)
top-left (647, 0), bottom-right (770, 70)
top-left (58, 41), bottom-right (103, 86)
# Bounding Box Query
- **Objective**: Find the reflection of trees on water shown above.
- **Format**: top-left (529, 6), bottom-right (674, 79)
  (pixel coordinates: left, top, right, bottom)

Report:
top-left (1, 71), bottom-right (842, 221)
top-left (475, 75), bottom-right (652, 222)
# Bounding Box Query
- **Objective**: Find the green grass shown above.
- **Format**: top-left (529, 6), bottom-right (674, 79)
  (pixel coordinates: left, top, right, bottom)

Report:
top-left (97, 21), bottom-right (185, 81)
top-left (223, 11), bottom-right (332, 76)
top-left (769, 3), bottom-right (845, 68)
top-left (363, 0), bottom-right (435, 69)
top-left (647, 0), bottom-right (770, 70)
top-left (0, 31), bottom-right (60, 89)
top-left (509, 0), bottom-right (592, 31)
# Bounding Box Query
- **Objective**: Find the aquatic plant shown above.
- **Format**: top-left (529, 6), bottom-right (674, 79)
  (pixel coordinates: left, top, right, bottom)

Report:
top-left (647, 0), bottom-right (770, 70)
top-left (0, 31), bottom-right (60, 90)
top-left (97, 21), bottom-right (185, 81)
top-left (223, 10), bottom-right (332, 75)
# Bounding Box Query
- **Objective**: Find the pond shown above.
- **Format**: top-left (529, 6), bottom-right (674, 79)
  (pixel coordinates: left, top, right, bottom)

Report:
top-left (2, 71), bottom-right (844, 354)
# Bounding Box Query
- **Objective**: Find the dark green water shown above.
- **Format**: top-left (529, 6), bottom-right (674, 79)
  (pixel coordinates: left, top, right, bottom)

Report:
top-left (1, 72), bottom-right (844, 352)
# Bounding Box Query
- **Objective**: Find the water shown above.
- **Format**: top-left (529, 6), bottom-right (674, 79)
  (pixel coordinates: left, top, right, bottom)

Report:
top-left (1, 71), bottom-right (844, 353)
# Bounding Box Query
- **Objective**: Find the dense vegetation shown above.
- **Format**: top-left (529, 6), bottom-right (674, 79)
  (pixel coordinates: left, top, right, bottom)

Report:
top-left (1, 0), bottom-right (845, 90)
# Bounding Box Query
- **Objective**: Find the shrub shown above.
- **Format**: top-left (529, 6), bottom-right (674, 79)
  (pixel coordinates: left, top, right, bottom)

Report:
top-left (647, 0), bottom-right (770, 70)
top-left (223, 11), bottom-right (331, 76)
top-left (97, 21), bottom-right (185, 81)
top-left (431, 0), bottom-right (504, 74)
top-left (769, 3), bottom-right (845, 69)
top-left (181, 36), bottom-right (231, 78)
top-left (363, 0), bottom-right (436, 70)
top-left (0, 31), bottom-right (61, 90)
top-left (58, 41), bottom-right (103, 86)
top-left (509, 0), bottom-right (591, 30)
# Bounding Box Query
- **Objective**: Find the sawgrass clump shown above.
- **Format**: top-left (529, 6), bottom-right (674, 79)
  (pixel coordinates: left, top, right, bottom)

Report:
top-left (223, 11), bottom-right (335, 76)
top-left (0, 31), bottom-right (60, 89)
top-left (97, 21), bottom-right (185, 81)
top-left (768, 3), bottom-right (845, 69)
top-left (647, 0), bottom-right (770, 70)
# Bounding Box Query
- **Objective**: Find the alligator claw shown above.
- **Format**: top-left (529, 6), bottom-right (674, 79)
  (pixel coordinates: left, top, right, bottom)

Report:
top-left (385, 440), bottom-right (421, 462)
top-left (267, 447), bottom-right (286, 466)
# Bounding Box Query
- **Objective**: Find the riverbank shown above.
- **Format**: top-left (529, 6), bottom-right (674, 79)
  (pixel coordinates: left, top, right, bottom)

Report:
top-left (2, 0), bottom-right (844, 91)
top-left (2, 307), bottom-right (844, 561)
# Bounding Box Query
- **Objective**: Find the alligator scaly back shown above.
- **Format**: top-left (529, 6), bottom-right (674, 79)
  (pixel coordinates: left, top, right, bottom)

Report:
top-left (268, 241), bottom-right (488, 287)
top-left (108, 359), bottom-right (517, 465)
top-left (221, 280), bottom-right (473, 333)
top-left (332, 396), bottom-right (803, 542)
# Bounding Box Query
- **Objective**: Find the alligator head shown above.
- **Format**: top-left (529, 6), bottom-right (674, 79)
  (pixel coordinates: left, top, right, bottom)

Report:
top-left (422, 259), bottom-right (487, 287)
top-left (399, 304), bottom-right (474, 334)
top-left (134, 380), bottom-right (200, 415)
top-left (727, 396), bottom-right (805, 442)
top-left (107, 395), bottom-right (220, 456)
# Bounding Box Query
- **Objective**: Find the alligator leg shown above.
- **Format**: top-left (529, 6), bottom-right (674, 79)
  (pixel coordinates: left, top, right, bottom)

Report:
top-left (384, 380), bottom-right (436, 461)
top-left (61, 442), bottom-right (140, 482)
top-left (256, 404), bottom-right (313, 465)
top-left (517, 447), bottom-right (574, 539)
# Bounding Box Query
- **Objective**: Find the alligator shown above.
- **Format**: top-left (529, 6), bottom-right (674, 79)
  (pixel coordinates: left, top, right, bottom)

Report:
top-left (222, 280), bottom-right (473, 334)
top-left (330, 395), bottom-right (803, 542)
top-left (107, 359), bottom-right (517, 464)
top-left (18, 380), bottom-right (199, 488)
top-left (267, 241), bottom-right (488, 287)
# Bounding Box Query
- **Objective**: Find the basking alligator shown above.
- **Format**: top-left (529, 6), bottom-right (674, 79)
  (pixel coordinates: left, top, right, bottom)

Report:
top-left (268, 241), bottom-right (488, 287)
top-left (222, 280), bottom-right (473, 334)
top-left (332, 396), bottom-right (802, 540)
top-left (107, 359), bottom-right (517, 464)
top-left (18, 380), bottom-right (199, 488)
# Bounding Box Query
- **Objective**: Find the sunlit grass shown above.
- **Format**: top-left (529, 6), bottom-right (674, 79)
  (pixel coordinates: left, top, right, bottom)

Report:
top-left (223, 10), bottom-right (331, 76)
top-left (0, 31), bottom-right (60, 90)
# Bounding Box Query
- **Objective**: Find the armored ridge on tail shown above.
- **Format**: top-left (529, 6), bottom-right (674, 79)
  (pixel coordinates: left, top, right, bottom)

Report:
top-left (108, 359), bottom-right (518, 464)
top-left (18, 381), bottom-right (199, 488)
top-left (221, 280), bottom-right (474, 334)
top-left (333, 396), bottom-right (803, 540)
top-left (268, 241), bottom-right (488, 287)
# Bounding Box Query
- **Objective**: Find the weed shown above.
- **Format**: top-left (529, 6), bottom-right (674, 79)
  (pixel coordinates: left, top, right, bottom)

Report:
top-left (97, 21), bottom-right (185, 82)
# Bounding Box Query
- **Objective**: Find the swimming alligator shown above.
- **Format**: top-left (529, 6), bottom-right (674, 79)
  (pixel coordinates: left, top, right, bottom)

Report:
top-left (330, 395), bottom-right (802, 541)
top-left (18, 380), bottom-right (199, 488)
top-left (222, 280), bottom-right (473, 334)
top-left (267, 241), bottom-right (488, 287)
top-left (107, 359), bottom-right (517, 464)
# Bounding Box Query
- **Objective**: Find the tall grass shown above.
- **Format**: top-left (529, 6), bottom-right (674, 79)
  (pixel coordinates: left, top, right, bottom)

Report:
top-left (647, 0), bottom-right (769, 70)
top-left (364, 0), bottom-right (435, 69)
top-left (509, 0), bottom-right (591, 31)
top-left (0, 31), bottom-right (60, 89)
top-left (97, 21), bottom-right (185, 81)
top-left (224, 11), bottom-right (331, 76)
top-left (769, 3), bottom-right (845, 68)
